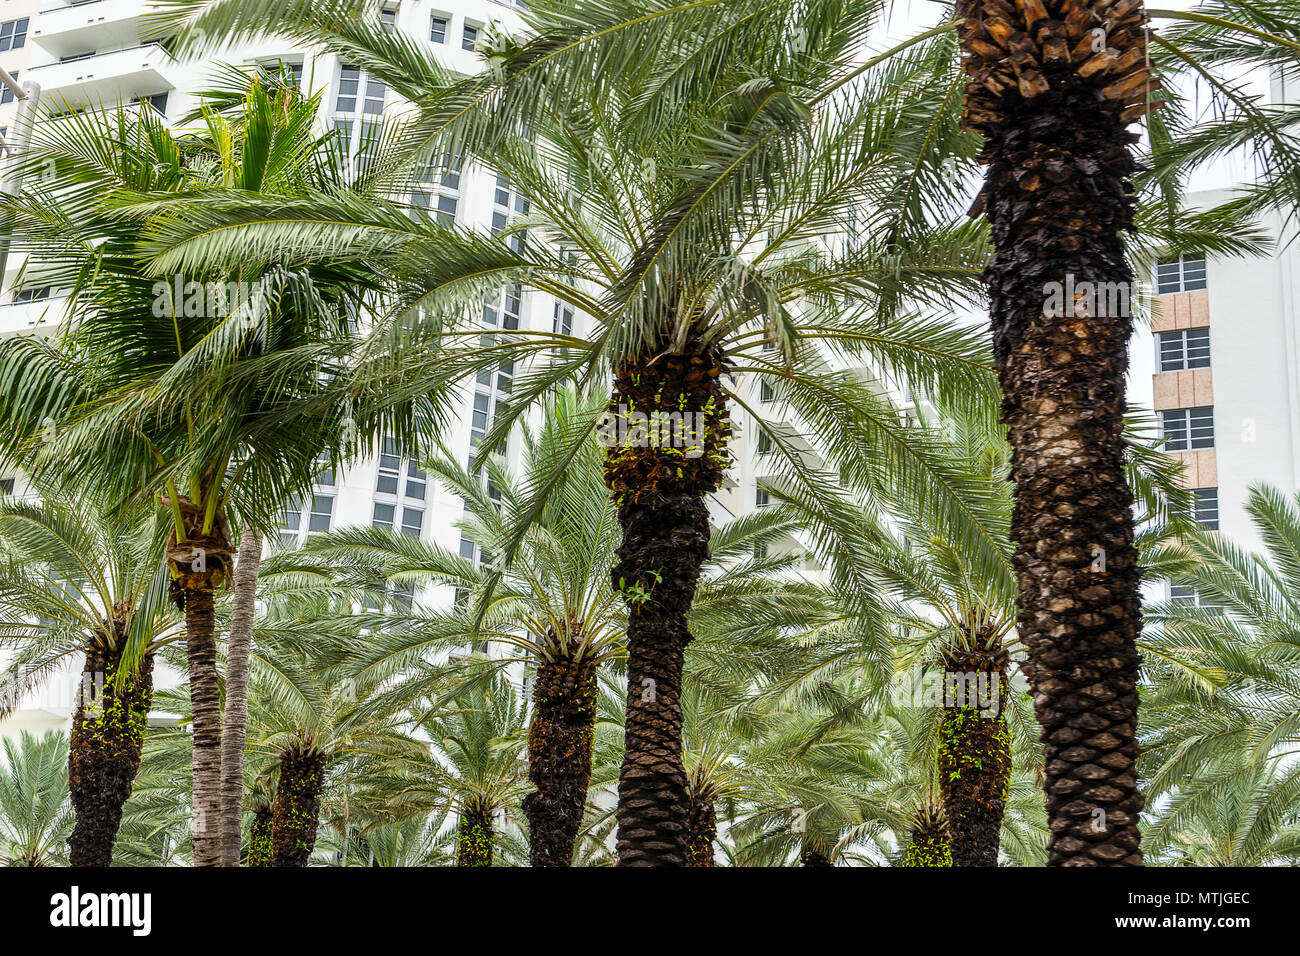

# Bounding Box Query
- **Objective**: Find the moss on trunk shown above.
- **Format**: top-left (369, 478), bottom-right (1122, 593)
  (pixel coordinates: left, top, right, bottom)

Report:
top-left (456, 807), bottom-right (494, 867)
top-left (938, 638), bottom-right (1013, 867)
top-left (522, 629), bottom-right (597, 867)
top-left (683, 787), bottom-right (717, 867)
top-left (271, 743), bottom-right (325, 867)
top-left (67, 609), bottom-right (153, 867)
top-left (903, 805), bottom-right (952, 867)
top-left (246, 806), bottom-right (274, 867)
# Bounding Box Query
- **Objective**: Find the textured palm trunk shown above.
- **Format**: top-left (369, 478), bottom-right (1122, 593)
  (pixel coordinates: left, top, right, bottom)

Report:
top-left (937, 637), bottom-right (1012, 866)
top-left (182, 586), bottom-right (223, 866)
top-left (605, 337), bottom-right (730, 866)
top-left (958, 0), bottom-right (1152, 866)
top-left (67, 613), bottom-right (153, 867)
top-left (902, 804), bottom-right (952, 867)
top-left (220, 529), bottom-right (262, 866)
top-left (246, 805), bottom-right (274, 867)
top-left (456, 807), bottom-right (495, 866)
top-left (270, 744), bottom-right (326, 867)
top-left (521, 630), bottom-right (597, 866)
top-left (166, 495), bottom-right (234, 867)
top-left (683, 787), bottom-right (717, 866)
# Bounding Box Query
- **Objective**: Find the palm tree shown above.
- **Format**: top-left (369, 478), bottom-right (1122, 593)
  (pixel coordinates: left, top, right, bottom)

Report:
top-left (0, 730), bottom-right (75, 866)
top-left (243, 629), bottom-right (422, 867)
top-left (0, 78), bottom-right (390, 864)
top-left (0, 490), bottom-right (181, 865)
top-left (950, 0), bottom-right (1223, 865)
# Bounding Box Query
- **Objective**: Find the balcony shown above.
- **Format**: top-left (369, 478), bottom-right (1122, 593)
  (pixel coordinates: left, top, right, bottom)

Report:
top-left (25, 43), bottom-right (178, 111)
top-left (32, 0), bottom-right (146, 60)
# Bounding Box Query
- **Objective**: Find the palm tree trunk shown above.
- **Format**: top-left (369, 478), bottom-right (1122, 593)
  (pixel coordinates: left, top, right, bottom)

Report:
top-left (220, 529), bottom-right (261, 866)
top-left (958, 0), bottom-right (1150, 866)
top-left (937, 640), bottom-right (1012, 866)
top-left (246, 805), bottom-right (273, 866)
top-left (521, 631), bottom-right (597, 866)
top-left (166, 494), bottom-right (234, 867)
top-left (606, 340), bottom-right (730, 866)
top-left (67, 617), bottom-right (153, 867)
top-left (902, 804), bottom-right (951, 867)
top-left (182, 585), bottom-right (223, 866)
top-left (271, 743), bottom-right (326, 867)
top-left (683, 789), bottom-right (716, 866)
top-left (456, 807), bottom-right (494, 866)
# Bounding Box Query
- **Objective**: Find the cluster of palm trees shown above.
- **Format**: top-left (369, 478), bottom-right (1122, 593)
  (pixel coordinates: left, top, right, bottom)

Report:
top-left (0, 0), bottom-right (1297, 866)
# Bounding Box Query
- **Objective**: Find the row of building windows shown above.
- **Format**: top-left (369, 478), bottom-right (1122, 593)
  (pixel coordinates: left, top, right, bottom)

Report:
top-left (429, 14), bottom-right (480, 50)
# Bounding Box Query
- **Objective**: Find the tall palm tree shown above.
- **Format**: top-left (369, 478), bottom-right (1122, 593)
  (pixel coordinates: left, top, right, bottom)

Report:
top-left (948, 0), bottom-right (1243, 865)
top-left (0, 490), bottom-right (181, 865)
top-left (0, 78), bottom-right (389, 864)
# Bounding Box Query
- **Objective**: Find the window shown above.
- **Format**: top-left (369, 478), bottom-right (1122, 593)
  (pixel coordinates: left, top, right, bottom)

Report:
top-left (492, 175), bottom-right (530, 253)
top-left (760, 379), bottom-right (775, 403)
top-left (411, 152), bottom-right (460, 225)
top-left (1193, 487), bottom-right (1219, 530)
top-left (0, 18), bottom-right (28, 53)
top-left (1160, 406), bottom-right (1215, 451)
top-left (1169, 583), bottom-right (1222, 609)
top-left (1, 71), bottom-right (18, 105)
top-left (136, 92), bottom-right (169, 117)
top-left (1158, 327), bottom-right (1210, 372)
top-left (335, 64), bottom-right (386, 114)
top-left (372, 501), bottom-right (396, 528)
top-left (380, 6), bottom-right (397, 30)
top-left (373, 435), bottom-right (427, 539)
top-left (755, 488), bottom-right (770, 508)
top-left (278, 492), bottom-right (334, 547)
top-left (334, 64), bottom-right (387, 172)
top-left (308, 494), bottom-right (334, 532)
top-left (1156, 253), bottom-right (1207, 294)
top-left (553, 301), bottom-right (573, 336)
top-left (756, 431), bottom-right (773, 456)
top-left (462, 23), bottom-right (479, 51)
top-left (430, 15), bottom-right (448, 43)
top-left (0, 478), bottom-right (13, 496)
top-left (12, 286), bottom-right (51, 303)
top-left (400, 507), bottom-right (424, 538)
top-left (412, 189), bottom-right (458, 224)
